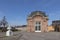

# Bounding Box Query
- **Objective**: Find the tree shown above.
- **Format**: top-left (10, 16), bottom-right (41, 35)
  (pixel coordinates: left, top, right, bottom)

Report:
top-left (0, 16), bottom-right (8, 32)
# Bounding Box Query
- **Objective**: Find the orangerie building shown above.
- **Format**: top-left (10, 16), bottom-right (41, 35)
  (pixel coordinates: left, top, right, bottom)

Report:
top-left (27, 11), bottom-right (48, 32)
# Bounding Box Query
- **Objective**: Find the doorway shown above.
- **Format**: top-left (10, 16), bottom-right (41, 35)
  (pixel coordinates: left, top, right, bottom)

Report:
top-left (35, 22), bottom-right (41, 32)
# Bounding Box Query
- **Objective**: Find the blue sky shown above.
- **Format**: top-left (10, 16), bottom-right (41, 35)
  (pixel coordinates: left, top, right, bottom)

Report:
top-left (0, 0), bottom-right (60, 26)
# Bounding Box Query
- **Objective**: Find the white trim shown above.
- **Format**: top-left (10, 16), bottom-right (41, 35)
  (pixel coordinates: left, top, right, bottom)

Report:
top-left (35, 31), bottom-right (41, 32)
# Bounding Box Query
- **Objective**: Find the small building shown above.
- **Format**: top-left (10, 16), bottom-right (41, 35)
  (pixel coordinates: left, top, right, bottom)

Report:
top-left (15, 25), bottom-right (27, 31)
top-left (52, 20), bottom-right (60, 32)
top-left (27, 11), bottom-right (48, 32)
top-left (47, 26), bottom-right (54, 32)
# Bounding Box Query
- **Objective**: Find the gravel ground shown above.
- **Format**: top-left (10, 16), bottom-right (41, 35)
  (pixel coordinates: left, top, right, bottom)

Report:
top-left (0, 32), bottom-right (60, 40)
top-left (0, 31), bottom-right (22, 40)
top-left (19, 32), bottom-right (60, 40)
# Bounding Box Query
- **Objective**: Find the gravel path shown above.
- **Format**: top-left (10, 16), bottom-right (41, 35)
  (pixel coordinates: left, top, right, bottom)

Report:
top-left (0, 31), bottom-right (22, 40)
top-left (19, 32), bottom-right (60, 40)
top-left (0, 32), bottom-right (60, 40)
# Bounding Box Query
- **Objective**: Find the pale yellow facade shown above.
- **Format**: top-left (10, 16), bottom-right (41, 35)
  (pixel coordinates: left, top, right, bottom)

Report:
top-left (47, 26), bottom-right (54, 32)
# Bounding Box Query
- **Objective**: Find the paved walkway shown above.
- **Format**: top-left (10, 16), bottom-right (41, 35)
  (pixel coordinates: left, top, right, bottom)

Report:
top-left (0, 32), bottom-right (60, 40)
top-left (19, 32), bottom-right (60, 40)
top-left (0, 31), bottom-right (22, 40)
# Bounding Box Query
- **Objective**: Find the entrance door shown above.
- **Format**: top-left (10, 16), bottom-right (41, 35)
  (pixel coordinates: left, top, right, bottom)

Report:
top-left (35, 22), bottom-right (41, 32)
